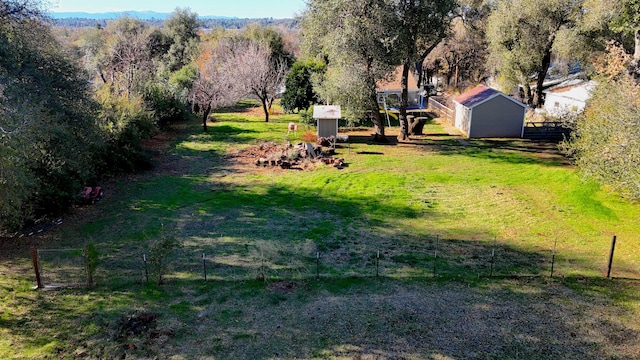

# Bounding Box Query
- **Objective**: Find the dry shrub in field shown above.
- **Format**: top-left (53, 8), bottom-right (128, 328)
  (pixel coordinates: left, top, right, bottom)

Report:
top-left (149, 229), bottom-right (182, 285)
top-left (250, 240), bottom-right (317, 281)
top-left (300, 131), bottom-right (317, 143)
top-left (592, 41), bottom-right (631, 81)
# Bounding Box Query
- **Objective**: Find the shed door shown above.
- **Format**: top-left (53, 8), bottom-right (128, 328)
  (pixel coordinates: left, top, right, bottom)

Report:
top-left (317, 119), bottom-right (338, 138)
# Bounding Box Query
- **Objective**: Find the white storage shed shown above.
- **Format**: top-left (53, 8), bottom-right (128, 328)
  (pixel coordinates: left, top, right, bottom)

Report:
top-left (453, 85), bottom-right (527, 138)
top-left (313, 105), bottom-right (342, 138)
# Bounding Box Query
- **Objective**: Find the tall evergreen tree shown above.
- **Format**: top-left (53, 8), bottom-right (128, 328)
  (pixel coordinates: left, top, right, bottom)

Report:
top-left (281, 59), bottom-right (326, 113)
top-left (163, 8), bottom-right (201, 72)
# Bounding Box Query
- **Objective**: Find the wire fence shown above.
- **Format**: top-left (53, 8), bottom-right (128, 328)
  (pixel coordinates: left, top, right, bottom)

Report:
top-left (30, 234), bottom-right (638, 288)
top-left (36, 248), bottom-right (87, 288)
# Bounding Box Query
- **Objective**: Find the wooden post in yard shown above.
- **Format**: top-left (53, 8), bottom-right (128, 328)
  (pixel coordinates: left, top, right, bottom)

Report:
top-left (433, 235), bottom-right (439, 277)
top-left (550, 237), bottom-right (557, 278)
top-left (607, 235), bottom-right (617, 279)
top-left (30, 247), bottom-right (43, 289)
top-left (490, 237), bottom-right (496, 277)
top-left (143, 254), bottom-right (149, 283)
top-left (202, 253), bottom-right (207, 281)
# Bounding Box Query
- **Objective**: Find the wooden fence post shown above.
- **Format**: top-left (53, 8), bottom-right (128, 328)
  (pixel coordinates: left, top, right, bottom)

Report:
top-left (202, 253), bottom-right (207, 281)
top-left (433, 235), bottom-right (439, 277)
top-left (30, 247), bottom-right (43, 289)
top-left (550, 237), bottom-right (558, 278)
top-left (607, 235), bottom-right (617, 279)
top-left (143, 254), bottom-right (149, 283)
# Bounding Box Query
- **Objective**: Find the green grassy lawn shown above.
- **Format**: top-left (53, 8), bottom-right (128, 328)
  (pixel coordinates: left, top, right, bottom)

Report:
top-left (2, 101), bottom-right (640, 359)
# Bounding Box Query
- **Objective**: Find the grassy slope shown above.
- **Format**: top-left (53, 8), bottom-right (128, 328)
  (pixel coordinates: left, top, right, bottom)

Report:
top-left (1, 102), bottom-right (639, 359)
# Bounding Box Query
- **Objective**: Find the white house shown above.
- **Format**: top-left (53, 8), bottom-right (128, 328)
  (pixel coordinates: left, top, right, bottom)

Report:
top-left (543, 79), bottom-right (596, 117)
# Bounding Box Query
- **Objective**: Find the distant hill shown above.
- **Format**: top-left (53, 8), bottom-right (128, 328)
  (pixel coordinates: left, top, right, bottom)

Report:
top-left (48, 11), bottom-right (238, 20)
top-left (49, 12), bottom-right (298, 29)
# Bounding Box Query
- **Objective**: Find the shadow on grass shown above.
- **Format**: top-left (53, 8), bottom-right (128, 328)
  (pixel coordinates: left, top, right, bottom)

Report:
top-left (4, 118), bottom-right (639, 359)
top-left (215, 100), bottom-right (261, 114)
top-left (184, 124), bottom-right (261, 144)
top-left (32, 275), bottom-right (636, 360)
top-left (78, 171), bottom-right (615, 287)
top-left (413, 138), bottom-right (568, 167)
top-left (355, 151), bottom-right (384, 155)
top-left (346, 131), bottom-right (568, 167)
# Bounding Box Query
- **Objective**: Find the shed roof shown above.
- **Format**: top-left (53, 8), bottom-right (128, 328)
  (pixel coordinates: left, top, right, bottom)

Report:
top-left (453, 85), bottom-right (526, 109)
top-left (313, 105), bottom-right (342, 119)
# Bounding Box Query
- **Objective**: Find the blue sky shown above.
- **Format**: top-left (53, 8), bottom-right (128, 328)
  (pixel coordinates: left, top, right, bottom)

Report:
top-left (50, 0), bottom-right (307, 18)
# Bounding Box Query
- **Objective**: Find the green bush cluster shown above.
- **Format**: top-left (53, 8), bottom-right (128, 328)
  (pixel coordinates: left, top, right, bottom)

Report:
top-left (0, 18), bottom-right (189, 229)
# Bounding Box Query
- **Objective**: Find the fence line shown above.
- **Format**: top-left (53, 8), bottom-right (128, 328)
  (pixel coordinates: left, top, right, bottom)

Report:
top-left (30, 235), bottom-right (636, 288)
top-left (427, 97), bottom-right (454, 123)
top-left (522, 121), bottom-right (571, 140)
top-left (33, 248), bottom-right (87, 288)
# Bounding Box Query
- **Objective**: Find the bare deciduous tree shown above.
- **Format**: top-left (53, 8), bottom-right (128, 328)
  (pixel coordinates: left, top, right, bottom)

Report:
top-left (233, 41), bottom-right (288, 122)
top-left (189, 39), bottom-right (242, 132)
top-left (103, 18), bottom-right (154, 97)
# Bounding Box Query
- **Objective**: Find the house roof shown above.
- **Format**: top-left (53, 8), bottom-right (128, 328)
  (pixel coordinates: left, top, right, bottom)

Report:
top-left (313, 105), bottom-right (342, 119)
top-left (377, 66), bottom-right (421, 91)
top-left (544, 79), bottom-right (596, 103)
top-left (453, 85), bottom-right (526, 109)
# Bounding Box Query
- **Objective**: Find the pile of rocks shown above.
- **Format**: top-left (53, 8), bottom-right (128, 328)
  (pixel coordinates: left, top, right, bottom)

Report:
top-left (238, 141), bottom-right (346, 169)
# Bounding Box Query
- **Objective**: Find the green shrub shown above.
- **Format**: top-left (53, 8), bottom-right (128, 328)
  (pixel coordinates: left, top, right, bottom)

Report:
top-left (142, 82), bottom-right (188, 129)
top-left (95, 88), bottom-right (155, 173)
top-left (281, 59), bottom-right (326, 113)
top-left (299, 108), bottom-right (315, 126)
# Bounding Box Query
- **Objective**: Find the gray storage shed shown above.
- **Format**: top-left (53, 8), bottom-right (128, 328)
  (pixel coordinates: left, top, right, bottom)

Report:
top-left (453, 85), bottom-right (526, 138)
top-left (313, 105), bottom-right (342, 138)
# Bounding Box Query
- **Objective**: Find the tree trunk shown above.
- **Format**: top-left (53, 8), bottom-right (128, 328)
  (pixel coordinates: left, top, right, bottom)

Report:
top-left (635, 29), bottom-right (640, 61)
top-left (454, 61), bottom-right (459, 89)
top-left (99, 70), bottom-right (107, 84)
top-left (631, 29), bottom-right (640, 79)
top-left (425, 68), bottom-right (435, 87)
top-left (533, 47), bottom-right (553, 107)
top-left (202, 105), bottom-right (211, 132)
top-left (260, 96), bottom-right (270, 122)
top-left (397, 63), bottom-right (411, 142)
top-left (370, 91), bottom-right (387, 143)
top-left (415, 61), bottom-right (423, 89)
top-left (521, 81), bottom-right (532, 106)
top-left (408, 116), bottom-right (427, 135)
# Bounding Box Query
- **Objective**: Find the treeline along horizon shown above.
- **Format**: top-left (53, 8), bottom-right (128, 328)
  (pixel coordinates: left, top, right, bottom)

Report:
top-left (51, 17), bottom-right (298, 29)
